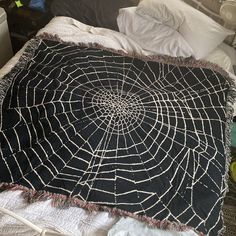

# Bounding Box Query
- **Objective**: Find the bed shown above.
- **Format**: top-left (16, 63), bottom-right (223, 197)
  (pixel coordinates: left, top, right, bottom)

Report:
top-left (0, 0), bottom-right (236, 236)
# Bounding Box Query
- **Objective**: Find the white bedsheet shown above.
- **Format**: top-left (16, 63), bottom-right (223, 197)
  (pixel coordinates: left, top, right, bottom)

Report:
top-left (0, 191), bottom-right (116, 236)
top-left (0, 16), bottom-right (235, 236)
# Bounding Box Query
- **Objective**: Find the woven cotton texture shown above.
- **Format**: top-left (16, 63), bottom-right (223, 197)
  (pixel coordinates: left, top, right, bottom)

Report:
top-left (0, 38), bottom-right (234, 236)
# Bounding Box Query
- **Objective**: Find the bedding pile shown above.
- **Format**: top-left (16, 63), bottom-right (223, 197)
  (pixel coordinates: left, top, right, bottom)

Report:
top-left (0, 34), bottom-right (235, 236)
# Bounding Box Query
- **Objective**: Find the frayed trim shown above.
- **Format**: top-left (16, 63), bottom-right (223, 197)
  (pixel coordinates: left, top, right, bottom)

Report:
top-left (219, 70), bottom-right (236, 236)
top-left (0, 34), bottom-right (234, 236)
top-left (34, 35), bottom-right (236, 236)
top-left (0, 39), bottom-right (41, 110)
top-left (38, 33), bottom-right (229, 78)
top-left (0, 182), bottom-right (205, 236)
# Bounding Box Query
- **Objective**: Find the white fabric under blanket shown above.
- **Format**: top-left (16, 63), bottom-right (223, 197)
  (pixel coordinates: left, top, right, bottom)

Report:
top-left (108, 218), bottom-right (198, 236)
top-left (0, 191), bottom-right (117, 236)
top-left (0, 191), bottom-right (198, 236)
top-left (0, 16), bottom-right (234, 236)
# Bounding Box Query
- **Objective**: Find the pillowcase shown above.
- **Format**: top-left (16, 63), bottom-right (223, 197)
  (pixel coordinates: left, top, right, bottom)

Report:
top-left (204, 47), bottom-right (233, 72)
top-left (136, 0), bottom-right (184, 29)
top-left (136, 0), bottom-right (234, 59)
top-left (51, 0), bottom-right (139, 31)
top-left (182, 0), bottom-right (223, 22)
top-left (182, 0), bottom-right (236, 48)
top-left (117, 7), bottom-right (193, 58)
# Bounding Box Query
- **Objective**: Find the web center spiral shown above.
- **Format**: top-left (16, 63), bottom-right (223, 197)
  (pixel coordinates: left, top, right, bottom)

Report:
top-left (84, 88), bottom-right (146, 134)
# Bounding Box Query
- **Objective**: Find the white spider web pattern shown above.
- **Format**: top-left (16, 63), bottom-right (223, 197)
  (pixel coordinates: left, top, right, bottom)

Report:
top-left (0, 39), bottom-right (231, 235)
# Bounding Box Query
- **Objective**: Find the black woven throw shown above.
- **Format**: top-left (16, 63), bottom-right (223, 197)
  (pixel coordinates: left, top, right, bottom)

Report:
top-left (0, 38), bottom-right (234, 235)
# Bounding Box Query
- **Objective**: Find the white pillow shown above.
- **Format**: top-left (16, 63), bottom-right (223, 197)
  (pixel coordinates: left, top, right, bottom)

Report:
top-left (117, 7), bottom-right (193, 58)
top-left (136, 0), bottom-right (184, 30)
top-left (136, 0), bottom-right (234, 59)
top-left (204, 47), bottom-right (233, 72)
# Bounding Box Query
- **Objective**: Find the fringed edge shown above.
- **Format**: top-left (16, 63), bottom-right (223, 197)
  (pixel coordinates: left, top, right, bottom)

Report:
top-left (36, 34), bottom-right (236, 236)
top-left (0, 182), bottom-right (205, 236)
top-left (37, 32), bottom-right (229, 78)
top-left (0, 33), bottom-right (234, 236)
top-left (219, 74), bottom-right (236, 236)
top-left (0, 38), bottom-right (41, 109)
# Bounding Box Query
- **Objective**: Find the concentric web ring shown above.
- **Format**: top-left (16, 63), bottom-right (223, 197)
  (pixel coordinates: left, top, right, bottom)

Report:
top-left (0, 39), bottom-right (231, 235)
top-left (84, 87), bottom-right (146, 134)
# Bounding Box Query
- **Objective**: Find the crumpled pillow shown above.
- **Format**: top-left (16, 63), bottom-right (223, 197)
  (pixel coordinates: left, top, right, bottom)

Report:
top-left (136, 0), bottom-right (184, 30)
top-left (136, 0), bottom-right (234, 59)
top-left (117, 7), bottom-right (193, 58)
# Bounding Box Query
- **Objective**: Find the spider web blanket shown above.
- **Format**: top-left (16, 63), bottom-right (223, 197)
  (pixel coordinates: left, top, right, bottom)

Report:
top-left (0, 38), bottom-right (235, 236)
